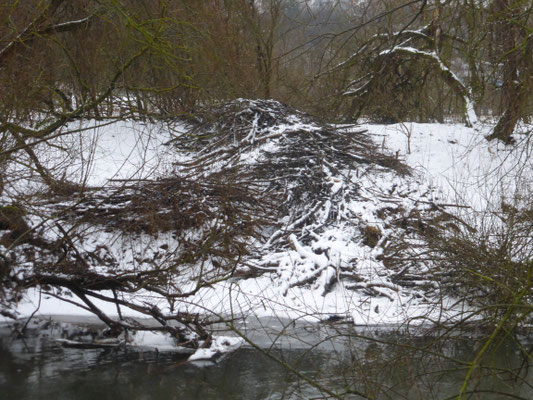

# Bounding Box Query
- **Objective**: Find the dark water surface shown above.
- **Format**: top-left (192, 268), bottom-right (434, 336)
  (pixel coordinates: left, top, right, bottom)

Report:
top-left (1, 317), bottom-right (532, 400)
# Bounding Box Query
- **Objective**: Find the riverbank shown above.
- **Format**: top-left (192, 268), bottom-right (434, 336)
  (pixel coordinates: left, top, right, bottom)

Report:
top-left (2, 101), bottom-right (533, 345)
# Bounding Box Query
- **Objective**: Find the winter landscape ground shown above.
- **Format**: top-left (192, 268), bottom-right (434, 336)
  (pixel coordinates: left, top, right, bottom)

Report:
top-left (2, 100), bottom-right (533, 362)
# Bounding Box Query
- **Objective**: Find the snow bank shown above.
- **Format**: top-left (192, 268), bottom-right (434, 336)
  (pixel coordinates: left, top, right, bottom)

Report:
top-left (188, 336), bottom-right (244, 362)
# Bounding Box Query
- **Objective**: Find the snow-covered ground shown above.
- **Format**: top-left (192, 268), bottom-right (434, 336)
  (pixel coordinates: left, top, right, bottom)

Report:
top-left (366, 121), bottom-right (533, 215)
top-left (3, 105), bottom-right (532, 354)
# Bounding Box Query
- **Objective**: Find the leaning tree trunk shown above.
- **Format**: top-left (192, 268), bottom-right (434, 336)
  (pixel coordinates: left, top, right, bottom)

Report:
top-left (487, 0), bottom-right (528, 144)
top-left (490, 86), bottom-right (524, 144)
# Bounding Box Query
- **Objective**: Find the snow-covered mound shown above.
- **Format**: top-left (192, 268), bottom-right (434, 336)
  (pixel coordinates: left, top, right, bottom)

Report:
top-left (166, 100), bottom-right (466, 323)
top-left (171, 99), bottom-right (418, 293)
top-left (2, 100), bottom-right (478, 339)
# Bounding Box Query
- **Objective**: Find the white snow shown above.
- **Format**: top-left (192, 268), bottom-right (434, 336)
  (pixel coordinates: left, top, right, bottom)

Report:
top-left (364, 121), bottom-right (532, 216)
top-left (188, 336), bottom-right (244, 362)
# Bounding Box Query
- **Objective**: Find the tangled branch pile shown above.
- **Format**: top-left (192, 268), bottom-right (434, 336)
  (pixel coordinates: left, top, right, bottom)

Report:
top-left (2, 99), bottom-right (457, 346)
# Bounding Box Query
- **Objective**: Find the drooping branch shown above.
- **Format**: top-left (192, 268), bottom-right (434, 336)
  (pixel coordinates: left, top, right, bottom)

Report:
top-left (377, 46), bottom-right (478, 126)
top-left (330, 2), bottom-right (475, 124)
top-left (326, 21), bottom-right (440, 76)
top-left (343, 44), bottom-right (478, 126)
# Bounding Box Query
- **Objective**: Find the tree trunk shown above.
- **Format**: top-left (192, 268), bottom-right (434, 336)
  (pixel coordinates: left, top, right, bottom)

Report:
top-left (489, 87), bottom-right (524, 144)
top-left (487, 0), bottom-right (526, 143)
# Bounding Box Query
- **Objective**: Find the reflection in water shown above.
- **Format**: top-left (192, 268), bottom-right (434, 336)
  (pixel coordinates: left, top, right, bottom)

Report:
top-left (1, 320), bottom-right (532, 400)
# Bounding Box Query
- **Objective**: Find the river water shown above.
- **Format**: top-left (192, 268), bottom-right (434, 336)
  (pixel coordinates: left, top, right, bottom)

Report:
top-left (1, 316), bottom-right (532, 399)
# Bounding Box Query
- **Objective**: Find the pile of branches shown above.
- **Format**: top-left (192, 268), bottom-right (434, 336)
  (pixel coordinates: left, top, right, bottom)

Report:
top-left (174, 99), bottom-right (409, 243)
top-left (171, 99), bottom-right (422, 294)
top-left (2, 99), bottom-right (440, 345)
